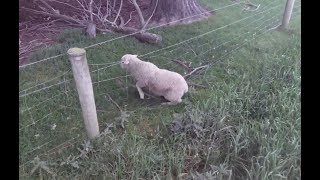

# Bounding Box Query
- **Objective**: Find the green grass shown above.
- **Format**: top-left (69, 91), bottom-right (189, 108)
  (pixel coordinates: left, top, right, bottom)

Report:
top-left (19, 0), bottom-right (301, 179)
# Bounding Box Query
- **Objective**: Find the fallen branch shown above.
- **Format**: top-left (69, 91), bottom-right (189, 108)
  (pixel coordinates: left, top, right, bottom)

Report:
top-left (106, 94), bottom-right (122, 112)
top-left (38, 0), bottom-right (60, 14)
top-left (183, 65), bottom-right (209, 79)
top-left (171, 59), bottom-right (192, 72)
top-left (241, 1), bottom-right (260, 11)
top-left (113, 26), bottom-right (162, 44)
top-left (21, 7), bottom-right (85, 25)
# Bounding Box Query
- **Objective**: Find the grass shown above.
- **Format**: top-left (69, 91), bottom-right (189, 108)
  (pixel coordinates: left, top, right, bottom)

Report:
top-left (19, 0), bottom-right (301, 179)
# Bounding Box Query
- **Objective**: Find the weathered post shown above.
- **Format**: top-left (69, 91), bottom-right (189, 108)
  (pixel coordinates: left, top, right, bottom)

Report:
top-left (278, 0), bottom-right (296, 30)
top-left (67, 48), bottom-right (99, 139)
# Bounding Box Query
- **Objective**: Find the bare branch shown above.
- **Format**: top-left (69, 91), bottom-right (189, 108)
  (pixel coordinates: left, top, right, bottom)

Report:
top-left (183, 65), bottom-right (209, 79)
top-left (96, 27), bottom-right (114, 33)
top-left (142, 0), bottom-right (158, 30)
top-left (131, 0), bottom-right (145, 28)
top-left (74, 0), bottom-right (88, 14)
top-left (113, 26), bottom-right (162, 44)
top-left (89, 0), bottom-right (94, 22)
top-left (22, 7), bottom-right (85, 25)
top-left (112, 0), bottom-right (117, 11)
top-left (38, 0), bottom-right (60, 14)
top-left (113, 0), bottom-right (123, 26)
top-left (123, 11), bottom-right (134, 27)
top-left (119, 16), bottom-right (125, 27)
top-left (73, 0), bottom-right (101, 20)
top-left (106, 94), bottom-right (122, 112)
top-left (172, 59), bottom-right (191, 72)
top-left (49, 0), bottom-right (83, 12)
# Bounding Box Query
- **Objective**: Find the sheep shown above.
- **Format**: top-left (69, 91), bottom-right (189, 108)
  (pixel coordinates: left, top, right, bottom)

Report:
top-left (120, 54), bottom-right (188, 105)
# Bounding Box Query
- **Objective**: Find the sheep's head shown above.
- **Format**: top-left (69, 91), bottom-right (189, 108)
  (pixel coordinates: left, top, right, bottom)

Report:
top-left (120, 54), bottom-right (138, 69)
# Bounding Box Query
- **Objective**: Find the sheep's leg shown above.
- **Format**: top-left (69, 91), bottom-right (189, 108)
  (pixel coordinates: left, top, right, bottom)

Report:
top-left (136, 82), bottom-right (145, 99)
top-left (136, 86), bottom-right (145, 99)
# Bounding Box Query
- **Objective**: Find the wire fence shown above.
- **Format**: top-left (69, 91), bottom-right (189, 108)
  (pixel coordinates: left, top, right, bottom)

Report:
top-left (19, 0), bottom-right (301, 172)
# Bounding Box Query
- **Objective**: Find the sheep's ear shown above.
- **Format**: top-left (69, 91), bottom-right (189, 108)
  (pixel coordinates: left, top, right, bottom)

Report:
top-left (133, 54), bottom-right (138, 58)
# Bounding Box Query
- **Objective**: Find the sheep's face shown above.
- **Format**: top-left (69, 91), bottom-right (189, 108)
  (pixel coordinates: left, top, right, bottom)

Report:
top-left (120, 54), bottom-right (138, 69)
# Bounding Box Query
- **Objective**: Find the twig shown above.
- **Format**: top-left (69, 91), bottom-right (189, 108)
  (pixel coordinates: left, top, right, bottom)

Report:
top-left (38, 0), bottom-right (60, 14)
top-left (113, 0), bottom-right (123, 25)
top-left (123, 11), bottom-right (134, 26)
top-left (106, 94), bottom-right (122, 112)
top-left (142, 0), bottom-right (158, 30)
top-left (21, 7), bottom-right (85, 25)
top-left (171, 59), bottom-right (191, 72)
top-left (50, 0), bottom-right (84, 12)
top-left (97, 27), bottom-right (114, 34)
top-left (183, 65), bottom-right (209, 79)
top-left (241, 1), bottom-right (260, 11)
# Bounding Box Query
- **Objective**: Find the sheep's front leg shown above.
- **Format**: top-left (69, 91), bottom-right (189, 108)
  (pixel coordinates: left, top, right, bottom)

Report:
top-left (136, 81), bottom-right (146, 99)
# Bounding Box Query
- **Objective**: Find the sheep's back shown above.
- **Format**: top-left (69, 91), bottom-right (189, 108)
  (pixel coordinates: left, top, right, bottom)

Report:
top-left (130, 61), bottom-right (158, 81)
top-left (150, 69), bottom-right (188, 92)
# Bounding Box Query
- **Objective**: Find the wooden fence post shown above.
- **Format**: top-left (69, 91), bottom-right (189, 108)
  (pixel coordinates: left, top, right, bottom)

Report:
top-left (278, 0), bottom-right (296, 30)
top-left (67, 48), bottom-right (99, 139)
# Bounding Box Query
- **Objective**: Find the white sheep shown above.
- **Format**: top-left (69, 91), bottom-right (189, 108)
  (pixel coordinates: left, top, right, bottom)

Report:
top-left (120, 54), bottom-right (188, 105)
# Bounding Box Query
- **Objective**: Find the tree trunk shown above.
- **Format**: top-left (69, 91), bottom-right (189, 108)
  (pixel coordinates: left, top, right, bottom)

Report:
top-left (149, 0), bottom-right (211, 26)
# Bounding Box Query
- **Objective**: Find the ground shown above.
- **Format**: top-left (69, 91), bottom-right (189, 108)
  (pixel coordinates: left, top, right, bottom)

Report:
top-left (19, 0), bottom-right (301, 179)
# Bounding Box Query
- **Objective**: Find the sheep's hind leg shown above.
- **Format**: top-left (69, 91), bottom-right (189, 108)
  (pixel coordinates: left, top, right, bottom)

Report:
top-left (136, 83), bottom-right (145, 99)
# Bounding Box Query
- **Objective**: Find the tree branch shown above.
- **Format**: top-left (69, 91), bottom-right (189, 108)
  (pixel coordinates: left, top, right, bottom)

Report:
top-left (123, 11), bottom-right (134, 26)
top-left (106, 94), bottom-right (122, 112)
top-left (37, 0), bottom-right (60, 14)
top-left (21, 7), bottom-right (85, 25)
top-left (183, 65), bottom-right (209, 79)
top-left (113, 26), bottom-right (162, 44)
top-left (142, 0), bottom-right (158, 30)
top-left (131, 0), bottom-right (145, 28)
top-left (113, 0), bottom-right (123, 26)
top-left (171, 59), bottom-right (191, 72)
top-left (89, 0), bottom-right (94, 22)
